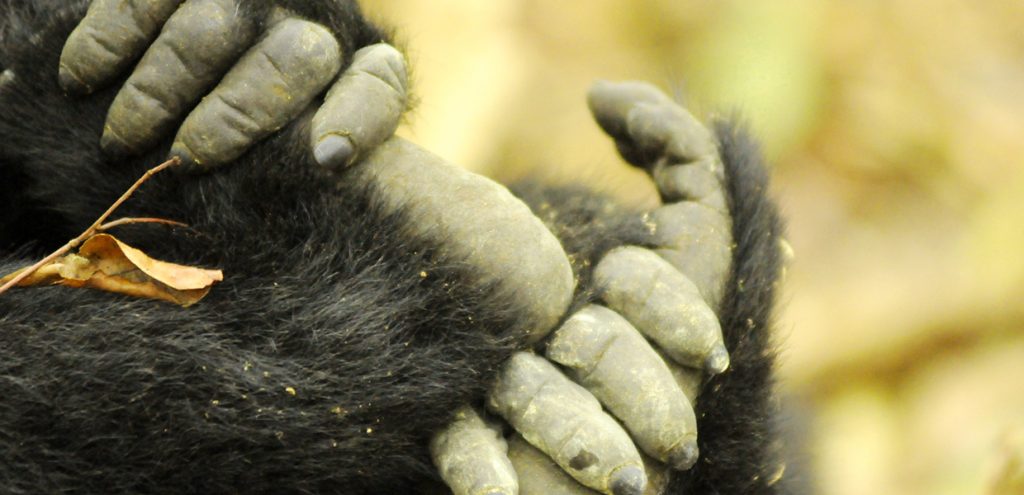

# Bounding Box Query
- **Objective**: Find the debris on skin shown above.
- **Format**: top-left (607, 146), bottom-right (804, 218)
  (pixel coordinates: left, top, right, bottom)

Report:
top-left (171, 19), bottom-right (343, 169)
top-left (59, 0), bottom-right (184, 94)
top-left (312, 43), bottom-right (409, 170)
top-left (594, 246), bottom-right (727, 373)
top-left (488, 353), bottom-right (646, 494)
top-left (431, 407), bottom-right (519, 495)
top-left (102, 0), bottom-right (259, 156)
top-left (547, 305), bottom-right (700, 470)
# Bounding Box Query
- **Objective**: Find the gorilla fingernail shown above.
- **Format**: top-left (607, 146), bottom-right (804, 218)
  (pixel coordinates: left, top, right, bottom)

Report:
top-left (668, 440), bottom-right (699, 471)
top-left (314, 134), bottom-right (355, 169)
top-left (594, 246), bottom-right (727, 372)
top-left (608, 465), bottom-right (647, 495)
top-left (547, 305), bottom-right (699, 468)
top-left (310, 43), bottom-right (409, 168)
top-left (488, 353), bottom-right (643, 493)
top-left (705, 344), bottom-right (730, 374)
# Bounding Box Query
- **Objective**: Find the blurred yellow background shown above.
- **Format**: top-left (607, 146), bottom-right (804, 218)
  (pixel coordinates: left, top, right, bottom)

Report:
top-left (361, 1), bottom-right (1024, 493)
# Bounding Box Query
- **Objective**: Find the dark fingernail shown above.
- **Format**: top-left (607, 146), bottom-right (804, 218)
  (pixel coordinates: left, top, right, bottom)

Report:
top-left (669, 439), bottom-right (699, 471)
top-left (314, 134), bottom-right (354, 169)
top-left (58, 65), bottom-right (89, 95)
top-left (705, 344), bottom-right (730, 375)
top-left (609, 465), bottom-right (646, 495)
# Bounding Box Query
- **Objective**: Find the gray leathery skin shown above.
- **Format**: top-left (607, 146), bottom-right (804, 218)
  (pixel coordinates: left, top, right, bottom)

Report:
top-left (586, 80), bottom-right (674, 145)
top-left (431, 407), bottom-right (518, 495)
top-left (487, 353), bottom-right (645, 495)
top-left (59, 0), bottom-right (184, 94)
top-left (593, 246), bottom-right (727, 373)
top-left (355, 138), bottom-right (574, 343)
top-left (651, 158), bottom-right (727, 214)
top-left (509, 436), bottom-right (671, 495)
top-left (546, 305), bottom-right (699, 470)
top-left (311, 43), bottom-right (408, 169)
top-left (645, 201), bottom-right (732, 310)
top-left (103, 0), bottom-right (258, 156)
top-left (508, 434), bottom-right (601, 495)
top-left (170, 18), bottom-right (342, 169)
top-left (588, 80), bottom-right (734, 310)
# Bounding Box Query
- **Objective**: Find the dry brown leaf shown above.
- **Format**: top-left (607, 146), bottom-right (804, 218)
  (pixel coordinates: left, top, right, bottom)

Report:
top-left (0, 234), bottom-right (223, 307)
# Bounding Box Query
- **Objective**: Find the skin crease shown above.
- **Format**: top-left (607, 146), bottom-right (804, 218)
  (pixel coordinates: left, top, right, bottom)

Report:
top-left (0, 1), bottom-right (786, 493)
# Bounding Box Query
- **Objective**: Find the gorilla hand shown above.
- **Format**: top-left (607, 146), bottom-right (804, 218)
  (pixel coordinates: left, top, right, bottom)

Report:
top-left (59, 0), bottom-right (406, 171)
top-left (431, 81), bottom-right (735, 495)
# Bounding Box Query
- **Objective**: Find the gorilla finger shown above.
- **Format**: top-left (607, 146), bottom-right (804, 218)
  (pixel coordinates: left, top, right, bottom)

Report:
top-left (355, 139), bottom-right (574, 343)
top-left (103, 0), bottom-right (259, 156)
top-left (587, 80), bottom-right (720, 172)
top-left (623, 101), bottom-right (718, 168)
top-left (60, 0), bottom-right (184, 94)
top-left (509, 436), bottom-right (672, 495)
top-left (431, 406), bottom-right (519, 495)
top-left (586, 79), bottom-right (673, 144)
top-left (488, 353), bottom-right (647, 495)
top-left (651, 159), bottom-right (728, 214)
top-left (311, 43), bottom-right (408, 170)
top-left (170, 18), bottom-right (342, 170)
top-left (546, 305), bottom-right (699, 471)
top-left (508, 434), bottom-right (601, 495)
top-left (656, 347), bottom-right (704, 404)
top-left (594, 246), bottom-right (728, 374)
top-left (645, 201), bottom-right (732, 310)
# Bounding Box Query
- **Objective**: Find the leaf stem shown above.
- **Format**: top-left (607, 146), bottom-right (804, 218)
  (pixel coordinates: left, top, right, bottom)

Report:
top-left (98, 217), bottom-right (189, 231)
top-left (0, 157), bottom-right (181, 295)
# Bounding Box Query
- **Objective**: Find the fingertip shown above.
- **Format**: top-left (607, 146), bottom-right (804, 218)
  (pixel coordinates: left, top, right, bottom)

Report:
top-left (100, 126), bottom-right (135, 157)
top-left (313, 134), bottom-right (355, 170)
top-left (169, 142), bottom-right (201, 172)
top-left (609, 465), bottom-right (646, 495)
top-left (668, 440), bottom-right (699, 471)
top-left (586, 78), bottom-right (613, 100)
top-left (58, 65), bottom-right (89, 95)
top-left (705, 344), bottom-right (730, 375)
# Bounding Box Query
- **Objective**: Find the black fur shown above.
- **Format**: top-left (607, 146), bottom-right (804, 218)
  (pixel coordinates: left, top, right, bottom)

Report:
top-left (0, 1), bottom-right (788, 493)
top-left (669, 121), bottom-right (787, 494)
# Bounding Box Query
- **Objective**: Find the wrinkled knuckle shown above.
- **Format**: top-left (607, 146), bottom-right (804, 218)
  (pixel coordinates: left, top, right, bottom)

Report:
top-left (352, 43), bottom-right (408, 94)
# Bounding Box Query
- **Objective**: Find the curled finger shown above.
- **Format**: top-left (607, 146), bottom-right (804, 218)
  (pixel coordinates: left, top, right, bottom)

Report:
top-left (431, 406), bottom-right (519, 495)
top-left (311, 43), bottom-right (409, 170)
top-left (102, 0), bottom-right (259, 156)
top-left (508, 434), bottom-right (600, 495)
top-left (594, 246), bottom-right (728, 374)
top-left (488, 352), bottom-right (646, 495)
top-left (586, 80), bottom-right (718, 169)
top-left (170, 18), bottom-right (342, 169)
top-left (645, 201), bottom-right (732, 310)
top-left (60, 0), bottom-right (184, 94)
top-left (508, 436), bottom-right (671, 495)
top-left (546, 305), bottom-right (699, 470)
